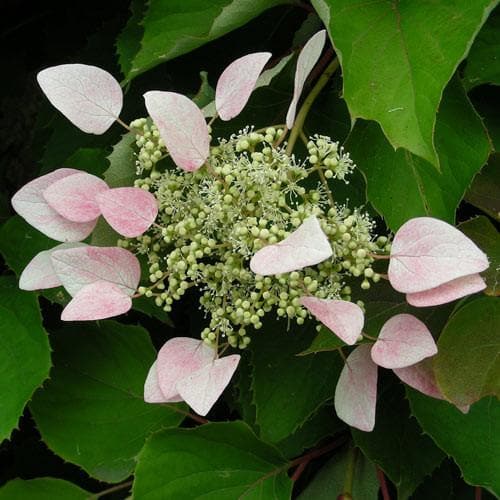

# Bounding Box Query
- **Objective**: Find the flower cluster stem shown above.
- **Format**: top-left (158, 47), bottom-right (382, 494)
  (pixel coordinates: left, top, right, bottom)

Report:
top-left (285, 57), bottom-right (340, 156)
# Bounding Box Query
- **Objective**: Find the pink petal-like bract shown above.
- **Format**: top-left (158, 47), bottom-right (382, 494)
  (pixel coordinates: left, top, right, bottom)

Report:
top-left (50, 246), bottom-right (140, 297)
top-left (176, 355), bottom-right (241, 416)
top-left (144, 361), bottom-right (170, 403)
top-left (215, 52), bottom-right (272, 121)
top-left (19, 242), bottom-right (86, 291)
top-left (286, 30), bottom-right (326, 129)
top-left (43, 172), bottom-right (109, 222)
top-left (371, 314), bottom-right (437, 369)
top-left (96, 187), bottom-right (158, 238)
top-left (61, 280), bottom-right (131, 321)
top-left (250, 215), bottom-right (332, 275)
top-left (393, 360), bottom-right (470, 414)
top-left (156, 338), bottom-right (216, 402)
top-left (334, 344), bottom-right (378, 432)
top-left (144, 91), bottom-right (210, 172)
top-left (388, 217), bottom-right (489, 293)
top-left (300, 297), bottom-right (364, 345)
top-left (37, 64), bottom-right (123, 134)
top-left (406, 273), bottom-right (486, 307)
top-left (393, 359), bottom-right (444, 400)
top-left (11, 168), bottom-right (98, 242)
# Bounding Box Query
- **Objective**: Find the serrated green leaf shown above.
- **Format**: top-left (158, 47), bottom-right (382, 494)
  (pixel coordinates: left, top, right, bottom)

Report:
top-left (0, 277), bottom-right (51, 442)
top-left (29, 321), bottom-right (184, 483)
top-left (116, 0), bottom-right (146, 78)
top-left (347, 77), bottom-right (491, 230)
top-left (133, 421), bottom-right (293, 499)
top-left (298, 446), bottom-right (378, 500)
top-left (64, 147), bottom-right (109, 177)
top-left (434, 297), bottom-right (500, 406)
top-left (0, 478), bottom-right (89, 500)
top-left (192, 71), bottom-right (215, 108)
top-left (407, 391), bottom-right (500, 496)
top-left (464, 9), bottom-right (500, 89)
top-left (276, 405), bottom-right (345, 459)
top-left (353, 383), bottom-right (445, 499)
top-left (459, 216), bottom-right (500, 295)
top-left (313, 0), bottom-right (496, 167)
top-left (465, 155), bottom-right (500, 222)
top-left (411, 460), bottom-right (454, 500)
top-left (250, 319), bottom-right (342, 443)
top-left (125, 0), bottom-right (289, 82)
top-left (103, 132), bottom-right (136, 188)
top-left (298, 326), bottom-right (345, 356)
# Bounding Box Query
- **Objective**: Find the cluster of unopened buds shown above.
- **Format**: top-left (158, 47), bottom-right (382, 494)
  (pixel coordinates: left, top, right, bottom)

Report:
top-left (12, 31), bottom-right (489, 426)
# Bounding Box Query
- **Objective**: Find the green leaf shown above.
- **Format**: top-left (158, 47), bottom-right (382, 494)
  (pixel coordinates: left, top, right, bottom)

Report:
top-left (64, 147), bottom-right (109, 177)
top-left (298, 326), bottom-right (345, 355)
top-left (250, 319), bottom-right (343, 443)
top-left (125, 0), bottom-right (289, 81)
top-left (352, 383), bottom-right (445, 499)
top-left (192, 71), bottom-right (215, 108)
top-left (464, 9), bottom-right (500, 89)
top-left (347, 77), bottom-right (491, 230)
top-left (0, 478), bottom-right (89, 500)
top-left (0, 216), bottom-right (71, 305)
top-left (0, 277), bottom-right (51, 442)
top-left (408, 391), bottom-right (500, 496)
top-left (411, 460), bottom-right (454, 500)
top-left (133, 421), bottom-right (293, 499)
top-left (313, 0), bottom-right (496, 167)
top-left (298, 447), bottom-right (378, 500)
top-left (29, 321), bottom-right (184, 483)
top-left (116, 0), bottom-right (146, 78)
top-left (276, 405), bottom-right (345, 459)
top-left (90, 217), bottom-right (121, 247)
top-left (465, 155), bottom-right (500, 222)
top-left (459, 216), bottom-right (500, 295)
top-left (103, 132), bottom-right (136, 188)
top-left (434, 297), bottom-right (500, 406)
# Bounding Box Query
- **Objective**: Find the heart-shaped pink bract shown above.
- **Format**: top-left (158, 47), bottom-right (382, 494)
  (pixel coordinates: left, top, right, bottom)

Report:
top-left (61, 280), bottom-right (132, 321)
top-left (388, 217), bottom-right (489, 294)
top-left (50, 246), bottom-right (140, 297)
top-left (176, 354), bottom-right (241, 416)
top-left (300, 297), bottom-right (364, 345)
top-left (144, 91), bottom-right (210, 172)
top-left (334, 344), bottom-right (378, 432)
top-left (393, 359), bottom-right (443, 401)
top-left (156, 338), bottom-right (216, 402)
top-left (11, 168), bottom-right (98, 242)
top-left (19, 243), bottom-right (86, 291)
top-left (43, 172), bottom-right (109, 223)
top-left (215, 52), bottom-right (272, 121)
top-left (97, 187), bottom-right (158, 237)
top-left (250, 215), bottom-right (332, 275)
top-left (144, 360), bottom-right (168, 404)
top-left (406, 273), bottom-right (486, 307)
top-left (37, 64), bottom-right (123, 134)
top-left (371, 314), bottom-right (437, 369)
top-left (286, 30), bottom-right (326, 129)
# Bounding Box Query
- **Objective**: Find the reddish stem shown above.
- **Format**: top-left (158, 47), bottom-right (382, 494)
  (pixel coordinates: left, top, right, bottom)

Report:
top-left (291, 459), bottom-right (310, 482)
top-left (475, 487), bottom-right (482, 500)
top-left (377, 467), bottom-right (391, 500)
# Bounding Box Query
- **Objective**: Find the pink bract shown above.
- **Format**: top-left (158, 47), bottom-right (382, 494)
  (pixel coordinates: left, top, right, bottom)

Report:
top-left (388, 217), bottom-right (489, 294)
top-left (37, 64), bottom-right (123, 134)
top-left (176, 354), bottom-right (241, 416)
top-left (371, 314), bottom-right (437, 369)
top-left (11, 168), bottom-right (98, 242)
top-left (144, 91), bottom-right (210, 172)
top-left (61, 281), bottom-right (132, 321)
top-left (300, 297), bottom-right (364, 345)
top-left (286, 30), bottom-right (326, 129)
top-left (50, 246), bottom-right (141, 297)
top-left (19, 243), bottom-right (86, 291)
top-left (334, 344), bottom-right (378, 432)
top-left (144, 360), bottom-right (168, 404)
top-left (249, 215), bottom-right (332, 275)
top-left (406, 273), bottom-right (486, 307)
top-left (97, 187), bottom-right (158, 237)
top-left (43, 172), bottom-right (109, 223)
top-left (215, 52), bottom-right (272, 121)
top-left (393, 359), bottom-right (443, 400)
top-left (156, 338), bottom-right (216, 402)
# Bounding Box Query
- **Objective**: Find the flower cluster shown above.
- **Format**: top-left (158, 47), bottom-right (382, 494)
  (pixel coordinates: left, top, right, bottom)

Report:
top-left (12, 29), bottom-right (489, 424)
